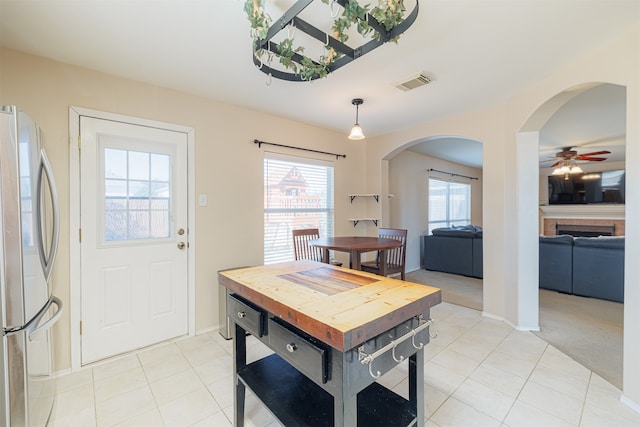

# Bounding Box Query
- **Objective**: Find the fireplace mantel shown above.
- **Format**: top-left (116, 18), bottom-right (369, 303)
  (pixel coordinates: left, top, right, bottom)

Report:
top-left (539, 204), bottom-right (625, 236)
top-left (539, 204), bottom-right (625, 219)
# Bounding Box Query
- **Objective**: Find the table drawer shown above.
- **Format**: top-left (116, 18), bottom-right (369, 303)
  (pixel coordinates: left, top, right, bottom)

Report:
top-left (228, 294), bottom-right (266, 337)
top-left (268, 318), bottom-right (329, 384)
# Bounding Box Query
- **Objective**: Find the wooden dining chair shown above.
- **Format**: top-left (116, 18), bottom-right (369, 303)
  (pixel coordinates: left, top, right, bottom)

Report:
top-left (361, 228), bottom-right (408, 280)
top-left (292, 228), bottom-right (343, 266)
top-left (292, 228), bottom-right (323, 262)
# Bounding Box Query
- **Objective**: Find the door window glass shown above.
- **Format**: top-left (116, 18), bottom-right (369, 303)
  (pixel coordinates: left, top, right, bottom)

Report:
top-left (104, 148), bottom-right (170, 241)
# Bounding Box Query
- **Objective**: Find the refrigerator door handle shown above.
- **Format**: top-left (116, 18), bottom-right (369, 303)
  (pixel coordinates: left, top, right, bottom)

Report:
top-left (35, 148), bottom-right (60, 283)
top-left (27, 296), bottom-right (63, 341)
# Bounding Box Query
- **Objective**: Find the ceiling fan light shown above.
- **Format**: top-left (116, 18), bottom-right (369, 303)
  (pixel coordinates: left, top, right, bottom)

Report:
top-left (552, 167), bottom-right (564, 175)
top-left (559, 165), bottom-right (571, 174)
top-left (570, 165), bottom-right (584, 174)
top-left (348, 124), bottom-right (365, 140)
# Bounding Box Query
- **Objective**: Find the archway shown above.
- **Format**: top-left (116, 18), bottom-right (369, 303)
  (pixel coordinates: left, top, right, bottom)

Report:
top-left (517, 82), bottom-right (626, 387)
top-left (383, 135), bottom-right (484, 307)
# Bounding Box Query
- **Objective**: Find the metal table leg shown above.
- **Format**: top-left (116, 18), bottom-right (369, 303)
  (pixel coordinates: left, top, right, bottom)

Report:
top-left (409, 350), bottom-right (425, 426)
top-left (334, 394), bottom-right (357, 427)
top-left (233, 324), bottom-right (247, 427)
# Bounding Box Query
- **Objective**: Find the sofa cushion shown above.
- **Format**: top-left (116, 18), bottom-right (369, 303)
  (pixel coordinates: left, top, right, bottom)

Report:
top-left (574, 236), bottom-right (624, 249)
top-left (539, 235), bottom-right (574, 245)
top-left (431, 227), bottom-right (478, 238)
top-left (573, 237), bottom-right (624, 302)
top-left (539, 236), bottom-right (573, 293)
top-left (424, 235), bottom-right (475, 276)
top-left (472, 237), bottom-right (483, 278)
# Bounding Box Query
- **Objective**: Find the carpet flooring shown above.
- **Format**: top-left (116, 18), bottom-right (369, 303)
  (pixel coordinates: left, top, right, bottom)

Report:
top-left (406, 269), bottom-right (623, 389)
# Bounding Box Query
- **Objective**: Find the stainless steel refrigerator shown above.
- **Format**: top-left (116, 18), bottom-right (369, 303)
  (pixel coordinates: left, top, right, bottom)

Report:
top-left (1, 106), bottom-right (63, 426)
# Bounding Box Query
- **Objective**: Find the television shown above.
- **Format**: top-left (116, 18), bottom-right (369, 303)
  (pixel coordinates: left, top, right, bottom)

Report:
top-left (548, 169), bottom-right (625, 204)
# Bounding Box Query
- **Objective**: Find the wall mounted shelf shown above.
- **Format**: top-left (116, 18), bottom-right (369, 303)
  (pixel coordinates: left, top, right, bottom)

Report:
top-left (348, 194), bottom-right (379, 203)
top-left (348, 218), bottom-right (380, 227)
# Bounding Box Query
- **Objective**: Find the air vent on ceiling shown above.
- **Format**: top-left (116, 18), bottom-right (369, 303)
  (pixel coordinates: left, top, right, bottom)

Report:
top-left (395, 72), bottom-right (433, 91)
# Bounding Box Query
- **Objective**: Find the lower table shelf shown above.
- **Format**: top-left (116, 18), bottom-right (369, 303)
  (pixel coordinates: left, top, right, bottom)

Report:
top-left (238, 353), bottom-right (417, 427)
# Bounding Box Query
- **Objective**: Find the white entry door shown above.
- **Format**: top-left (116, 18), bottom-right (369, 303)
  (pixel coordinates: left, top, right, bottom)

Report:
top-left (80, 116), bottom-right (188, 364)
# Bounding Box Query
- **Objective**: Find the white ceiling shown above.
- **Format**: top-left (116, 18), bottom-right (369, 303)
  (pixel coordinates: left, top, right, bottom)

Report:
top-left (410, 82), bottom-right (627, 169)
top-left (1, 0), bottom-right (637, 167)
top-left (408, 136), bottom-right (483, 168)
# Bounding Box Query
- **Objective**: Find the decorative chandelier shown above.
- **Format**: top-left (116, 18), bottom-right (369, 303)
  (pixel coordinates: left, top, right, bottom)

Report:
top-left (243, 0), bottom-right (419, 82)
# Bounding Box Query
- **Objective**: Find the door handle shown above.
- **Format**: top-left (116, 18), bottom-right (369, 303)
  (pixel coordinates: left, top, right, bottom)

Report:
top-left (36, 149), bottom-right (60, 283)
top-left (177, 242), bottom-right (186, 250)
top-left (28, 296), bottom-right (63, 341)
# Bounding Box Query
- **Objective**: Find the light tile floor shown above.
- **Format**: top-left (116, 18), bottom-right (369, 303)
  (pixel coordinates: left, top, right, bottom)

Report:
top-left (49, 302), bottom-right (640, 426)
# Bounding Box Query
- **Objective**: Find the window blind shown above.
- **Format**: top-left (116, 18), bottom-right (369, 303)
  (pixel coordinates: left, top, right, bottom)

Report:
top-left (264, 153), bottom-right (335, 264)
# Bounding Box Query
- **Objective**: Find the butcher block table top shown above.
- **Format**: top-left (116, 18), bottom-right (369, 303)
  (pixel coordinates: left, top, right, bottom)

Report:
top-left (218, 260), bottom-right (441, 352)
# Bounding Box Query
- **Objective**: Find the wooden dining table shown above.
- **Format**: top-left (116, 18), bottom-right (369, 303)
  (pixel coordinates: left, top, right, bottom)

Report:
top-left (309, 236), bottom-right (402, 277)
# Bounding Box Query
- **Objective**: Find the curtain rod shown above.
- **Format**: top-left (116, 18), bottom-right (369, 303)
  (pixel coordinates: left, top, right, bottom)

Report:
top-left (254, 139), bottom-right (346, 159)
top-left (427, 168), bottom-right (478, 180)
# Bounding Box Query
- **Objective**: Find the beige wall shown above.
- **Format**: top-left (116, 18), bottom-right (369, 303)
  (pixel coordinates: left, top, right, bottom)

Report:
top-left (365, 24), bottom-right (640, 409)
top-left (367, 105), bottom-right (508, 316)
top-left (0, 48), bottom-right (366, 371)
top-left (388, 150), bottom-right (483, 272)
top-left (2, 20), bottom-right (640, 409)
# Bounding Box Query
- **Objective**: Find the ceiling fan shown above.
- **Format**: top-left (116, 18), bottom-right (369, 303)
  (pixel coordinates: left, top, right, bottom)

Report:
top-left (548, 146), bottom-right (611, 168)
top-left (541, 146), bottom-right (611, 179)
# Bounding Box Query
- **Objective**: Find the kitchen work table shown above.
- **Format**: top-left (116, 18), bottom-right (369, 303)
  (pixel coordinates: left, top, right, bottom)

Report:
top-left (219, 260), bottom-right (441, 427)
top-left (308, 236), bottom-right (402, 275)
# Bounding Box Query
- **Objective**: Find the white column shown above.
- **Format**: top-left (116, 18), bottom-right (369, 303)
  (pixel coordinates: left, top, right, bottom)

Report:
top-left (622, 81), bottom-right (640, 411)
top-left (515, 131), bottom-right (540, 330)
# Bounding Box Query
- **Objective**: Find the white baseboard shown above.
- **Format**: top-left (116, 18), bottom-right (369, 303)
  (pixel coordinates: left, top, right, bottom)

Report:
top-left (620, 394), bottom-right (640, 414)
top-left (497, 315), bottom-right (540, 332)
top-left (195, 325), bottom-right (220, 335)
top-left (482, 311), bottom-right (505, 323)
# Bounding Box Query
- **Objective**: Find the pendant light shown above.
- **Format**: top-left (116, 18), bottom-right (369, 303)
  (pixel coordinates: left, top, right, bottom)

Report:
top-left (348, 98), bottom-right (365, 140)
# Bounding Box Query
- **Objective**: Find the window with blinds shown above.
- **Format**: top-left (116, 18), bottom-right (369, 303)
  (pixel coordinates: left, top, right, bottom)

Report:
top-left (427, 177), bottom-right (471, 234)
top-left (264, 153), bottom-right (335, 264)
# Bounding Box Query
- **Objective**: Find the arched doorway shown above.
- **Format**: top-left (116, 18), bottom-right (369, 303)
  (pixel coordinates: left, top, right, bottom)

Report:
top-left (384, 135), bottom-right (484, 308)
top-left (517, 82), bottom-right (626, 387)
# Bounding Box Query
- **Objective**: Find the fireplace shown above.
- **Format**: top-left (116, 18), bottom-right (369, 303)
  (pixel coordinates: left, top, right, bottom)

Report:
top-left (539, 205), bottom-right (625, 236)
top-left (556, 224), bottom-right (615, 237)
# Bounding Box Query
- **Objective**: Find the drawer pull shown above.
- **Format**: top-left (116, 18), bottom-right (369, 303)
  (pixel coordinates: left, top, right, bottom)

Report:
top-left (237, 311), bottom-right (247, 318)
top-left (286, 343), bottom-right (297, 353)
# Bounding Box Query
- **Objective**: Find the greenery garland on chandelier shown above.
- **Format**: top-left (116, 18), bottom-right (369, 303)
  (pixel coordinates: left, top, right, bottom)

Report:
top-left (243, 0), bottom-right (415, 81)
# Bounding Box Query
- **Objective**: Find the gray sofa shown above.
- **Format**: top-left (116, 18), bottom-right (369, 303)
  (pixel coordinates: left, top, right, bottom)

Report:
top-left (539, 235), bottom-right (574, 294)
top-left (423, 226), bottom-right (483, 278)
top-left (539, 235), bottom-right (624, 303)
top-left (572, 236), bottom-right (625, 302)
top-left (424, 228), bottom-right (624, 302)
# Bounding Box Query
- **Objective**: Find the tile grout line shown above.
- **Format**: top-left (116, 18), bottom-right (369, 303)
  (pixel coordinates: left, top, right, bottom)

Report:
top-left (577, 370), bottom-right (594, 427)
top-left (500, 339), bottom-right (550, 425)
